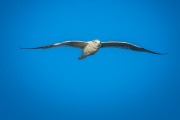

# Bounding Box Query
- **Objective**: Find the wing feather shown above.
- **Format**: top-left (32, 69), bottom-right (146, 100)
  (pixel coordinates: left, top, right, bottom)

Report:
top-left (101, 41), bottom-right (166, 55)
top-left (21, 41), bottom-right (88, 49)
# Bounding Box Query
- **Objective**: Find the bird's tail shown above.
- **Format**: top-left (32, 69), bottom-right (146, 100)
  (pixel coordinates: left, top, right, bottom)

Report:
top-left (78, 55), bottom-right (86, 60)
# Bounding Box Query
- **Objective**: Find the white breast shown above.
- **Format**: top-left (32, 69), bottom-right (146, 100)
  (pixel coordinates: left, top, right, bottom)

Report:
top-left (83, 42), bottom-right (100, 55)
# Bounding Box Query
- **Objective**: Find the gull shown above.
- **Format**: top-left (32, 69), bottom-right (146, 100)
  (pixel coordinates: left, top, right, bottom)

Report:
top-left (21, 39), bottom-right (167, 59)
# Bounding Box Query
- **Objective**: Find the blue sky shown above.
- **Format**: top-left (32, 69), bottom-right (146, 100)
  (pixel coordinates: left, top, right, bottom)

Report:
top-left (1, 0), bottom-right (180, 120)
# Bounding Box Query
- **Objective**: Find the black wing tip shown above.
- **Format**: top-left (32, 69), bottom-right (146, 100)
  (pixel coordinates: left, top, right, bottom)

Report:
top-left (150, 52), bottom-right (168, 55)
top-left (20, 47), bottom-right (42, 49)
top-left (142, 48), bottom-right (168, 55)
top-left (155, 52), bottom-right (168, 55)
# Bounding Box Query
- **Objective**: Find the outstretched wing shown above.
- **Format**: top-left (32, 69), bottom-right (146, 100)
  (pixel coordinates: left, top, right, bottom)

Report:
top-left (101, 41), bottom-right (166, 55)
top-left (21, 41), bottom-right (88, 49)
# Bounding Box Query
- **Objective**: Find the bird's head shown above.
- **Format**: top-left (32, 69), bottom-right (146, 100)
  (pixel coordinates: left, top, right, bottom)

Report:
top-left (92, 39), bottom-right (101, 47)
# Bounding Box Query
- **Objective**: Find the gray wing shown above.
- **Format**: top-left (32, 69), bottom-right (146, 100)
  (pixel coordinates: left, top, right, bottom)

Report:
top-left (21, 41), bottom-right (88, 49)
top-left (101, 41), bottom-right (166, 55)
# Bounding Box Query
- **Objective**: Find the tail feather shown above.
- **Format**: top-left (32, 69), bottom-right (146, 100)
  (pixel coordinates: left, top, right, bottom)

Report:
top-left (78, 54), bottom-right (87, 60)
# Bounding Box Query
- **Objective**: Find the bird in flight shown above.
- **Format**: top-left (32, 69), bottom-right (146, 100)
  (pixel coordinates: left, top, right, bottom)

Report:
top-left (21, 39), bottom-right (166, 60)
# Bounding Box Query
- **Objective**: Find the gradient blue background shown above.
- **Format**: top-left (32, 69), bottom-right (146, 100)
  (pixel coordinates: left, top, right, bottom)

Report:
top-left (1, 0), bottom-right (180, 120)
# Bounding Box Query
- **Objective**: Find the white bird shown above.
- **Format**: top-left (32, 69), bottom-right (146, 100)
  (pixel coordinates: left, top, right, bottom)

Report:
top-left (21, 39), bottom-right (167, 59)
